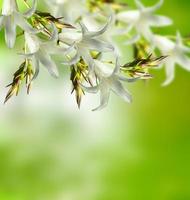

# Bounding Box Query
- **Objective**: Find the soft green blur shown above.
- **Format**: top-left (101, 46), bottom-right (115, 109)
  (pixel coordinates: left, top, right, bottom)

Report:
top-left (0, 1), bottom-right (190, 200)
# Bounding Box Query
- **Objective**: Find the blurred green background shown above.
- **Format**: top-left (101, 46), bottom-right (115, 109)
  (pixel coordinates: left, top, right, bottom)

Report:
top-left (0, 0), bottom-right (190, 200)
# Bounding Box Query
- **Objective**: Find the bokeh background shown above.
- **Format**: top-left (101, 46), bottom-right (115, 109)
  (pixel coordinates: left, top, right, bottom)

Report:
top-left (0, 0), bottom-right (190, 199)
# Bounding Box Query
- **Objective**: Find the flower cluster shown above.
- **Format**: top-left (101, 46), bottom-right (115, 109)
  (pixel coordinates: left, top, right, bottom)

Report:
top-left (0, 0), bottom-right (189, 110)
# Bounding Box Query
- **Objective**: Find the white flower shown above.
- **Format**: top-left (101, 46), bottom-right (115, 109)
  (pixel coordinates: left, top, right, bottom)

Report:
top-left (46, 0), bottom-right (86, 23)
top-left (60, 17), bottom-right (114, 73)
top-left (0, 0), bottom-right (37, 48)
top-left (116, 0), bottom-right (172, 44)
top-left (83, 58), bottom-right (136, 111)
top-left (153, 32), bottom-right (190, 86)
top-left (24, 26), bottom-right (72, 79)
top-left (82, 14), bottom-right (122, 56)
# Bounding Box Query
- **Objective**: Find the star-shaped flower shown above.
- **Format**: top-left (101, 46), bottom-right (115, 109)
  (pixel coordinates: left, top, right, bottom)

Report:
top-left (24, 26), bottom-right (72, 79)
top-left (0, 0), bottom-right (37, 48)
top-left (83, 58), bottom-right (136, 111)
top-left (60, 17), bottom-right (115, 73)
top-left (116, 0), bottom-right (172, 44)
top-left (82, 14), bottom-right (122, 55)
top-left (153, 32), bottom-right (190, 86)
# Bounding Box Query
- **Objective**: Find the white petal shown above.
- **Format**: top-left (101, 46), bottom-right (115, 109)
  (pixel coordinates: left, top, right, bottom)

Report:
top-left (18, 52), bottom-right (35, 59)
top-left (40, 24), bottom-right (59, 50)
top-left (32, 57), bottom-right (40, 80)
top-left (111, 81), bottom-right (132, 103)
top-left (82, 85), bottom-right (99, 93)
top-left (84, 16), bottom-right (112, 38)
top-left (181, 46), bottom-right (190, 53)
top-left (118, 75), bottom-right (139, 82)
top-left (176, 31), bottom-right (190, 53)
top-left (153, 35), bottom-right (175, 53)
top-left (80, 49), bottom-right (95, 73)
top-left (15, 12), bottom-right (36, 33)
top-left (176, 31), bottom-right (182, 45)
top-left (0, 16), bottom-right (4, 30)
top-left (112, 57), bottom-right (120, 74)
top-left (2, 0), bottom-right (18, 16)
top-left (176, 54), bottom-right (190, 71)
top-left (140, 26), bottom-right (153, 40)
top-left (114, 25), bottom-right (133, 35)
top-left (49, 24), bottom-right (58, 42)
top-left (82, 14), bottom-right (100, 32)
top-left (79, 21), bottom-right (89, 35)
top-left (145, 0), bottom-right (163, 13)
top-left (4, 15), bottom-right (16, 48)
top-left (149, 15), bottom-right (173, 27)
top-left (94, 60), bottom-right (113, 77)
top-left (25, 32), bottom-right (40, 53)
top-left (135, 0), bottom-right (145, 10)
top-left (162, 61), bottom-right (175, 86)
top-left (37, 50), bottom-right (59, 78)
top-left (62, 51), bottom-right (80, 66)
top-left (92, 86), bottom-right (110, 111)
top-left (84, 38), bottom-right (114, 52)
top-left (117, 11), bottom-right (139, 24)
top-left (59, 29), bottom-right (81, 43)
top-left (23, 0), bottom-right (37, 18)
top-left (125, 34), bottom-right (141, 45)
top-left (44, 43), bottom-right (75, 55)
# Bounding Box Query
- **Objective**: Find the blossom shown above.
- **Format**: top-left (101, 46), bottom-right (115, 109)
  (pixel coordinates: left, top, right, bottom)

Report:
top-left (82, 14), bottom-right (122, 55)
top-left (83, 58), bottom-right (136, 111)
top-left (0, 0), bottom-right (37, 48)
top-left (60, 17), bottom-right (114, 73)
top-left (153, 32), bottom-right (190, 86)
top-left (116, 0), bottom-right (172, 43)
top-left (46, 0), bottom-right (86, 23)
top-left (2, 0), bottom-right (189, 109)
top-left (24, 26), bottom-right (72, 79)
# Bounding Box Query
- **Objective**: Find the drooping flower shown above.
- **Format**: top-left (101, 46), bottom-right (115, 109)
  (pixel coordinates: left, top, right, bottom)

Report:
top-left (60, 17), bottom-right (114, 73)
top-left (82, 13), bottom-right (122, 55)
top-left (24, 26), bottom-right (72, 79)
top-left (116, 0), bottom-right (172, 44)
top-left (153, 32), bottom-right (190, 86)
top-left (83, 58), bottom-right (136, 111)
top-left (0, 0), bottom-right (37, 48)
